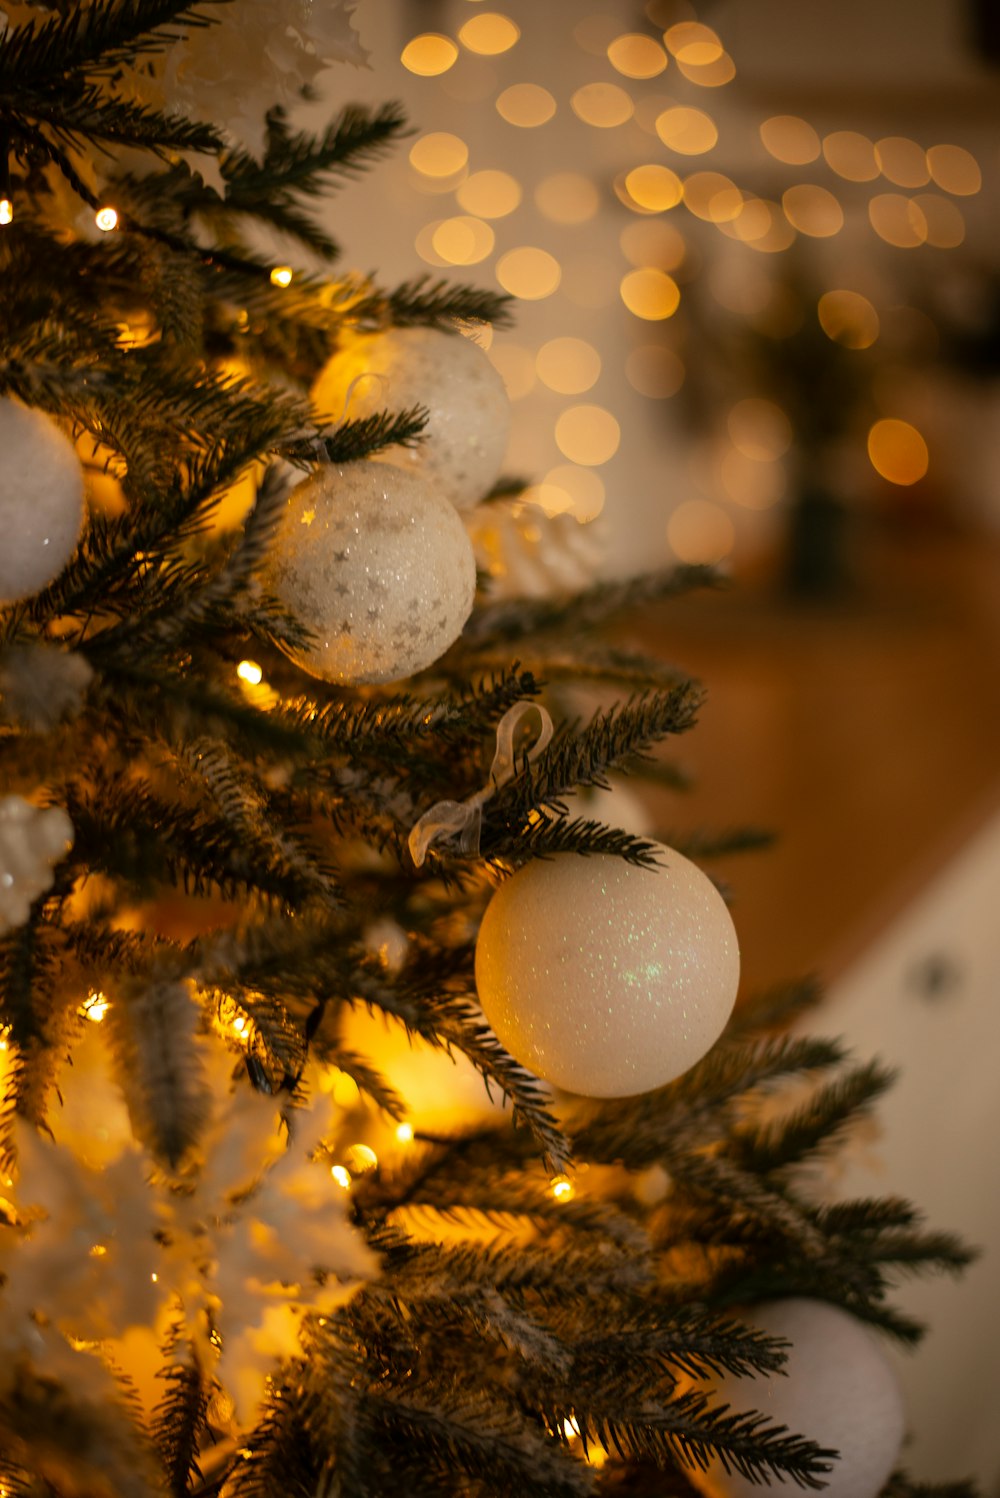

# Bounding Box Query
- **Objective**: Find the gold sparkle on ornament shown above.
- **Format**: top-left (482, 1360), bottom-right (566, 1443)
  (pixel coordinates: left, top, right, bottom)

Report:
top-left (95, 206), bottom-right (119, 232)
top-left (236, 659), bottom-right (263, 685)
top-left (270, 266), bottom-right (293, 288)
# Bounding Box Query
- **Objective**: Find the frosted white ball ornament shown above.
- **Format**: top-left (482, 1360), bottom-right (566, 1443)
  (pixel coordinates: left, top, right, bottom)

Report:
top-left (312, 326), bottom-right (511, 511)
top-left (0, 795), bottom-right (75, 933)
top-left (683, 1298), bottom-right (905, 1498)
top-left (0, 399), bottom-right (86, 604)
top-left (474, 845), bottom-right (739, 1097)
top-left (260, 460), bottom-right (476, 685)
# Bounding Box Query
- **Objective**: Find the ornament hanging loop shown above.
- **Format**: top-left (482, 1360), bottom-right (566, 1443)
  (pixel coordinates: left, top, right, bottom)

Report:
top-left (408, 701), bottom-right (553, 867)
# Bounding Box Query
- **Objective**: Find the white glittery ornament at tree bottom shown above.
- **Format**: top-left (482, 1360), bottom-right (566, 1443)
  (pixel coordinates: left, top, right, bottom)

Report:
top-left (682, 1299), bottom-right (906, 1498)
top-left (474, 845), bottom-right (739, 1098)
top-left (0, 398), bottom-right (86, 604)
top-left (259, 460), bottom-right (476, 685)
top-left (0, 795), bottom-right (74, 933)
top-left (312, 325), bottom-right (511, 512)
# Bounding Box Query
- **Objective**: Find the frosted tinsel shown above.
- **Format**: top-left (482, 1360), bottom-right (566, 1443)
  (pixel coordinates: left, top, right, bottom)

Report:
top-left (0, 795), bottom-right (74, 933)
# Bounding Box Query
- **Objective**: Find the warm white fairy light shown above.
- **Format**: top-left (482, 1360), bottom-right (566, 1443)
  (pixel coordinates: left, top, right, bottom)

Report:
top-left (95, 206), bottom-right (119, 232)
top-left (396, 1121), bottom-right (415, 1143)
top-left (330, 1164), bottom-right (352, 1190)
top-left (270, 265), bottom-right (293, 288)
top-left (236, 659), bottom-right (263, 685)
top-left (550, 1174), bottom-right (575, 1202)
top-left (0, 199), bottom-right (12, 226)
top-left (82, 990), bottom-right (109, 1022)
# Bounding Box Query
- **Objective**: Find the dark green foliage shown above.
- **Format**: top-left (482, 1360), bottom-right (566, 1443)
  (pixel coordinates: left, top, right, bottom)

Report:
top-left (0, 4), bottom-right (981, 1496)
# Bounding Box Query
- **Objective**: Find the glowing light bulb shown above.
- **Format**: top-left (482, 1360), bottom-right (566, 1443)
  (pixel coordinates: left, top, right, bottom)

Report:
top-left (0, 199), bottom-right (12, 226)
top-left (270, 266), bottom-right (293, 288)
top-left (550, 1174), bottom-right (575, 1202)
top-left (396, 1122), bottom-right (415, 1143)
top-left (231, 1015), bottom-right (248, 1036)
top-left (83, 991), bottom-right (109, 1022)
top-left (151, 1272), bottom-right (159, 1283)
top-left (95, 206), bottom-right (119, 232)
top-left (237, 659), bottom-right (263, 685)
top-left (563, 1416), bottom-right (581, 1439)
top-left (331, 1164), bottom-right (352, 1190)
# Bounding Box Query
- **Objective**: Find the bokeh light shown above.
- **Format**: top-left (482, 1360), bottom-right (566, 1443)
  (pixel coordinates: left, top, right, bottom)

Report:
top-left (683, 171), bottom-right (742, 222)
top-left (496, 246), bottom-right (561, 299)
top-left (867, 419), bottom-right (929, 485)
top-left (663, 21), bottom-right (723, 64)
top-left (781, 184), bottom-right (844, 237)
top-left (675, 50), bottom-right (736, 86)
top-left (626, 345), bottom-right (685, 398)
top-left (401, 34), bottom-right (459, 75)
top-left (667, 500), bottom-right (734, 562)
top-left (554, 405), bottom-right (621, 465)
top-left (496, 83), bottom-right (556, 127)
top-left (727, 398), bottom-right (792, 460)
top-left (536, 337), bottom-right (602, 394)
top-left (655, 106), bottom-right (718, 155)
top-left (623, 163), bottom-right (683, 212)
top-left (542, 464), bottom-right (606, 521)
top-left (619, 219), bottom-right (685, 270)
top-left (415, 220), bottom-right (450, 266)
top-left (620, 267), bottom-right (681, 320)
top-left (607, 33), bottom-right (668, 78)
top-left (822, 131), bottom-right (879, 182)
top-left (913, 193), bottom-right (965, 248)
top-left (875, 136), bottom-right (930, 188)
top-left (571, 82), bottom-right (634, 128)
top-left (431, 215), bottom-right (495, 264)
top-left (817, 289), bottom-right (880, 348)
top-left (535, 172), bottom-right (600, 224)
top-left (458, 12), bottom-right (520, 54)
top-left (926, 144), bottom-right (981, 195)
top-left (409, 133), bottom-right (469, 178)
top-left (457, 169), bottom-right (522, 218)
top-left (868, 193), bottom-right (928, 248)
top-left (759, 115), bottom-right (820, 165)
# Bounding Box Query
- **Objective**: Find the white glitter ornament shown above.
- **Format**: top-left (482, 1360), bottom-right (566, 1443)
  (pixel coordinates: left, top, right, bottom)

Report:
top-left (312, 327), bottom-right (511, 511)
top-left (260, 460), bottom-right (476, 684)
top-left (0, 399), bottom-right (86, 604)
top-left (0, 795), bottom-right (74, 933)
top-left (474, 845), bottom-right (739, 1098)
top-left (683, 1299), bottom-right (905, 1498)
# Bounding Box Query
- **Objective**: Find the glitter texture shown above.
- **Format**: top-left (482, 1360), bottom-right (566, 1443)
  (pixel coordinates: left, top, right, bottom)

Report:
top-left (312, 326), bottom-right (510, 512)
top-left (0, 399), bottom-right (85, 604)
top-left (475, 845), bottom-right (740, 1097)
top-left (262, 460), bottom-right (476, 684)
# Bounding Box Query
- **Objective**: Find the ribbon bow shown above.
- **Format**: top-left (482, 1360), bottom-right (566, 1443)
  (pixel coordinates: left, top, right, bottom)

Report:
top-left (408, 701), bottom-right (554, 868)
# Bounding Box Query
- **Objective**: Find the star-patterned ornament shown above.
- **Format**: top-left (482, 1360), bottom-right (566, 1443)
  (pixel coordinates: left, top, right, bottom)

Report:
top-left (259, 460), bottom-right (477, 685)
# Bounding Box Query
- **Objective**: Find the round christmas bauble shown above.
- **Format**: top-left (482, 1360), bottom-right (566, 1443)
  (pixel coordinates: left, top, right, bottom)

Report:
top-left (474, 845), bottom-right (739, 1097)
top-left (683, 1299), bottom-right (905, 1498)
top-left (0, 400), bottom-right (86, 604)
top-left (0, 795), bottom-right (74, 933)
top-left (260, 460), bottom-right (476, 684)
top-left (312, 327), bottom-right (510, 511)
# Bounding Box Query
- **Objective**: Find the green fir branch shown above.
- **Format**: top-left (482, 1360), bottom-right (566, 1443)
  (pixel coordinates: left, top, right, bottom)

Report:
top-left (0, 0), bottom-right (232, 84)
top-left (289, 407), bottom-right (428, 464)
top-left (731, 1059), bottom-right (896, 1175)
top-left (149, 1337), bottom-right (211, 1496)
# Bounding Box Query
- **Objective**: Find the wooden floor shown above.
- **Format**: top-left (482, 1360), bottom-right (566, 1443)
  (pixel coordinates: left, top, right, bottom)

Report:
top-left (626, 521), bottom-right (1000, 998)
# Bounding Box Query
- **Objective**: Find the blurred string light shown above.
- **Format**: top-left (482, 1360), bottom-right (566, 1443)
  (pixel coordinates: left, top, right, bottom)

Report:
top-left (95, 206), bottom-right (119, 232)
top-left (823, 131), bottom-right (879, 182)
top-left (620, 266), bottom-right (680, 320)
top-left (270, 266), bottom-right (293, 288)
top-left (760, 115), bottom-right (820, 165)
top-left (458, 12), bottom-right (520, 55)
top-left (620, 163), bottom-right (683, 213)
top-left (554, 404), bottom-right (620, 465)
top-left (781, 184), bottom-right (844, 237)
top-left (536, 337), bottom-right (601, 394)
top-left (495, 245), bottom-right (561, 299)
top-left (817, 290), bottom-right (880, 349)
top-left (0, 198), bottom-right (12, 226)
top-left (496, 82), bottom-right (556, 127)
top-left (664, 21), bottom-right (723, 65)
top-left (401, 33), bottom-right (459, 75)
top-left (409, 132), bottom-right (468, 180)
top-left (656, 105), bottom-right (718, 154)
top-left (868, 419), bottom-right (929, 485)
top-left (667, 499), bottom-right (735, 563)
top-left (456, 169), bottom-right (521, 217)
top-left (570, 82), bottom-right (634, 128)
top-left (619, 219), bottom-right (685, 272)
top-left (607, 33), bottom-right (667, 79)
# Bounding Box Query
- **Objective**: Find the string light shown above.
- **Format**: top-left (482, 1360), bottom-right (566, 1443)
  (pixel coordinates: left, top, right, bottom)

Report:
top-left (236, 659), bottom-right (263, 685)
top-left (550, 1174), bottom-right (575, 1202)
top-left (95, 206), bottom-right (119, 232)
top-left (0, 199), bottom-right (11, 226)
top-left (82, 991), bottom-right (109, 1022)
top-left (330, 1164), bottom-right (351, 1190)
top-left (270, 266), bottom-right (293, 288)
top-left (396, 1122), bottom-right (415, 1143)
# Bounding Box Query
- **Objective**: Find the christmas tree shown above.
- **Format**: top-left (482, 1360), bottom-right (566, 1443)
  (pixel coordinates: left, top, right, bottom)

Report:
top-left (0, 4), bottom-right (980, 1495)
